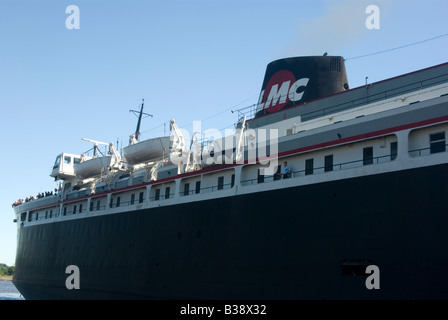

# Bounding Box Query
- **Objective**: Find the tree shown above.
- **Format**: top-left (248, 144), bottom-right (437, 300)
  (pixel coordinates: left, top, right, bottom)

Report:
top-left (0, 263), bottom-right (14, 276)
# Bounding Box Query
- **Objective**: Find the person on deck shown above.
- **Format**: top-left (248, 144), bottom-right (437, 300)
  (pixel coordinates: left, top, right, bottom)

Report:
top-left (282, 161), bottom-right (291, 179)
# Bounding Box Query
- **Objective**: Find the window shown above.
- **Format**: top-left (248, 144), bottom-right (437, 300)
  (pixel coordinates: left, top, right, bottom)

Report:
top-left (73, 205), bottom-right (77, 214)
top-left (195, 181), bottom-right (201, 194)
top-left (53, 155), bottom-right (61, 168)
top-left (165, 187), bottom-right (170, 199)
top-left (130, 194), bottom-right (135, 205)
top-left (116, 196), bottom-right (121, 207)
top-left (110, 198), bottom-right (114, 208)
top-left (64, 156), bottom-right (71, 164)
top-left (218, 176), bottom-right (224, 190)
top-left (274, 165), bottom-right (282, 180)
top-left (139, 192), bottom-right (144, 203)
top-left (49, 210), bottom-right (53, 218)
top-left (257, 169), bottom-right (264, 184)
top-left (324, 155), bottom-right (333, 172)
top-left (363, 147), bottom-right (373, 165)
top-left (305, 159), bottom-right (314, 175)
top-left (430, 132), bottom-right (446, 154)
top-left (184, 183), bottom-right (190, 196)
top-left (231, 174), bottom-right (235, 188)
top-left (63, 206), bottom-right (67, 216)
top-left (96, 200), bottom-right (101, 211)
top-left (390, 142), bottom-right (398, 160)
top-left (79, 204), bottom-right (83, 213)
top-left (90, 201), bottom-right (94, 212)
top-left (155, 189), bottom-right (160, 201)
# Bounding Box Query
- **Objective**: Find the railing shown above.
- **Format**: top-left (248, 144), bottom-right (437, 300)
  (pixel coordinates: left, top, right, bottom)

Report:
top-left (109, 198), bottom-right (145, 209)
top-left (62, 206), bottom-right (88, 216)
top-left (90, 204), bottom-right (107, 211)
top-left (233, 103), bottom-right (258, 123)
top-left (148, 193), bottom-right (176, 202)
top-left (66, 189), bottom-right (89, 200)
top-left (408, 144), bottom-right (448, 157)
top-left (301, 74), bottom-right (448, 122)
top-left (15, 194), bottom-right (60, 212)
top-left (32, 211), bottom-right (60, 221)
top-left (241, 153), bottom-right (396, 186)
top-left (235, 73), bottom-right (448, 122)
top-left (179, 182), bottom-right (234, 197)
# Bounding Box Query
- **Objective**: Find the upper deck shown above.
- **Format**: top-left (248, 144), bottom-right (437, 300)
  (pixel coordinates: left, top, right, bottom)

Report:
top-left (243, 61), bottom-right (448, 129)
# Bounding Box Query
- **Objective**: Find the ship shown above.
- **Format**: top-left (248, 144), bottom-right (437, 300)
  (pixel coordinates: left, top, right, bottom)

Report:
top-left (11, 55), bottom-right (448, 300)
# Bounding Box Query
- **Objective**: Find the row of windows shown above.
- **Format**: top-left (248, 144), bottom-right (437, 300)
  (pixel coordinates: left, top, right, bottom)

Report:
top-left (61, 191), bottom-right (146, 215)
top-left (255, 141), bottom-right (398, 183)
top-left (52, 174), bottom-right (236, 215)
top-left (28, 209), bottom-right (55, 221)
top-left (182, 181), bottom-right (202, 196)
top-left (182, 133), bottom-right (443, 189)
top-left (59, 176), bottom-right (235, 217)
top-left (109, 192), bottom-right (144, 208)
top-left (253, 131), bottom-right (443, 183)
top-left (157, 175), bottom-right (235, 199)
top-left (63, 204), bottom-right (84, 215)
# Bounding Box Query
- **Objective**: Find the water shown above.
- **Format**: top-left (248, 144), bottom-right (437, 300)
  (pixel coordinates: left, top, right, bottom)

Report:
top-left (0, 280), bottom-right (24, 300)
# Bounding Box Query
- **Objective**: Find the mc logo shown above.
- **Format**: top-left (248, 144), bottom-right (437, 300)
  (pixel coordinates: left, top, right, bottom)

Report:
top-left (257, 70), bottom-right (309, 114)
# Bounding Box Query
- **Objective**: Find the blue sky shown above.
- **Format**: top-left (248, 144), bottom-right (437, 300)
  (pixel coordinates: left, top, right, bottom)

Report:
top-left (0, 0), bottom-right (447, 266)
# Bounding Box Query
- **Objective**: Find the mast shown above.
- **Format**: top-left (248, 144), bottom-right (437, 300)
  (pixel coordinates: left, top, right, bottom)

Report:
top-left (130, 99), bottom-right (153, 142)
top-left (135, 99), bottom-right (144, 141)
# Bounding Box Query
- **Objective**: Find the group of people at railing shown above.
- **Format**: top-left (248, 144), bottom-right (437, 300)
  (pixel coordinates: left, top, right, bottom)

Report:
top-left (11, 190), bottom-right (58, 207)
top-left (11, 199), bottom-right (24, 207)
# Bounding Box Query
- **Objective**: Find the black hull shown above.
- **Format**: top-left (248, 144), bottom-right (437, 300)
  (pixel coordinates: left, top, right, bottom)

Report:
top-left (13, 163), bottom-right (448, 300)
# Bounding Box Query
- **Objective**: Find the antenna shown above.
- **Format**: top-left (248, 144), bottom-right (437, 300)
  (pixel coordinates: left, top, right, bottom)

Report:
top-left (129, 99), bottom-right (153, 142)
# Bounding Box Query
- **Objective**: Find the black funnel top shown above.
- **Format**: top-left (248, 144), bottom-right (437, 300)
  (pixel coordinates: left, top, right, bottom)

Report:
top-left (255, 56), bottom-right (349, 118)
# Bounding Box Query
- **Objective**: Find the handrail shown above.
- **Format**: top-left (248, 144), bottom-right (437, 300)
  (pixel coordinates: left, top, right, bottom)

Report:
top-left (301, 74), bottom-right (448, 122)
top-left (237, 73), bottom-right (448, 122)
top-left (179, 182), bottom-right (234, 196)
top-left (241, 153), bottom-right (396, 186)
top-left (408, 143), bottom-right (448, 157)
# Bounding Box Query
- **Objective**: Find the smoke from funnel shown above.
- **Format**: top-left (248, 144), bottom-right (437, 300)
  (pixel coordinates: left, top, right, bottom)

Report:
top-left (277, 0), bottom-right (389, 58)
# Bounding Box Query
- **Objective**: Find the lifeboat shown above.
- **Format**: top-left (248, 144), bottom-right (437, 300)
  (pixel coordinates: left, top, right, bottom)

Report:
top-left (122, 136), bottom-right (170, 166)
top-left (74, 155), bottom-right (112, 179)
